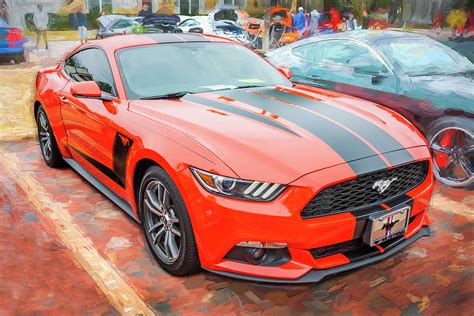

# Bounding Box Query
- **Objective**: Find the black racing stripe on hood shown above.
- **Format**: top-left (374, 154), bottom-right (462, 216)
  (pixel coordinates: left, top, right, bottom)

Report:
top-left (261, 88), bottom-right (414, 166)
top-left (183, 94), bottom-right (299, 136)
top-left (218, 89), bottom-right (388, 173)
top-left (347, 148), bottom-right (420, 175)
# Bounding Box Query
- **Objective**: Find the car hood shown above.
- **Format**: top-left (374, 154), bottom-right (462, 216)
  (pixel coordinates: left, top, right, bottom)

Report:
top-left (129, 86), bottom-right (427, 183)
top-left (406, 71), bottom-right (474, 113)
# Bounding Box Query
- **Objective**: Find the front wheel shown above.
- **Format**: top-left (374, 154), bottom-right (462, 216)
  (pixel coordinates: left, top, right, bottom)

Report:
top-left (428, 118), bottom-right (473, 188)
top-left (138, 165), bottom-right (200, 276)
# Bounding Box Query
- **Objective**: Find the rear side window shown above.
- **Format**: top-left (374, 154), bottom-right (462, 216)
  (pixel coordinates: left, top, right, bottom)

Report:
top-left (292, 40), bottom-right (389, 73)
top-left (63, 48), bottom-right (116, 96)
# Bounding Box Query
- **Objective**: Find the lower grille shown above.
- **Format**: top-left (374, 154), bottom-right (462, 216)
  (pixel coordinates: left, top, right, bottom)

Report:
top-left (301, 161), bottom-right (428, 219)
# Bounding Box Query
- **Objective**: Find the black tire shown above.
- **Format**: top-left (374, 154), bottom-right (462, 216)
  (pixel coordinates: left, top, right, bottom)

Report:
top-left (427, 116), bottom-right (474, 189)
top-left (13, 52), bottom-right (26, 64)
top-left (36, 106), bottom-right (64, 168)
top-left (138, 165), bottom-right (200, 276)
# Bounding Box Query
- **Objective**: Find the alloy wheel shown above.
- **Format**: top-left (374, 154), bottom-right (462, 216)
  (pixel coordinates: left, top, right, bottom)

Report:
top-left (143, 180), bottom-right (182, 264)
top-left (38, 111), bottom-right (52, 162)
top-left (430, 127), bottom-right (474, 187)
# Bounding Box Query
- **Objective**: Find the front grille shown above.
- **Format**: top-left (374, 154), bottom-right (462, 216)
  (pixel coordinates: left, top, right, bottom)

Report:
top-left (301, 161), bottom-right (428, 219)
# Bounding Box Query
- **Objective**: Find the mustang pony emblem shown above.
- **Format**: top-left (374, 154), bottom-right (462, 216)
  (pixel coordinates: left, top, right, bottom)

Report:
top-left (372, 177), bottom-right (398, 194)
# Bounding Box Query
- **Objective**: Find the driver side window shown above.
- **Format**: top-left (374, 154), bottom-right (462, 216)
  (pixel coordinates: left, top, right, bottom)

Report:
top-left (63, 48), bottom-right (116, 96)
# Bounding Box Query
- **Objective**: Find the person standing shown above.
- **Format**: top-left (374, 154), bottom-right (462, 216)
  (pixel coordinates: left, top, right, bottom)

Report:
top-left (138, 3), bottom-right (152, 18)
top-left (292, 7), bottom-right (306, 35)
top-left (33, 4), bottom-right (49, 50)
top-left (389, 0), bottom-right (399, 24)
top-left (0, 0), bottom-right (8, 24)
top-left (73, 7), bottom-right (88, 44)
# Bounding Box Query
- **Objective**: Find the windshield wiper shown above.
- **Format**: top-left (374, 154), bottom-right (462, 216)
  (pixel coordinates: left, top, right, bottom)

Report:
top-left (232, 85), bottom-right (265, 90)
top-left (140, 91), bottom-right (192, 100)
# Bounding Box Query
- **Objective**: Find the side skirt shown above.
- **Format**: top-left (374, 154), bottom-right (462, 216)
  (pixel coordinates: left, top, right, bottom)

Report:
top-left (63, 158), bottom-right (139, 222)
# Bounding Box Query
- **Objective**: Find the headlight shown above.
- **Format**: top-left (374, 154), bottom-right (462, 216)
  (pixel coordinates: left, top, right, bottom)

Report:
top-left (190, 167), bottom-right (286, 202)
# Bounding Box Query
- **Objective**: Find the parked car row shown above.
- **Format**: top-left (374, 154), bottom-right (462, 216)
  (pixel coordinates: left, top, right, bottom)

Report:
top-left (96, 8), bottom-right (261, 48)
top-left (96, 14), bottom-right (182, 38)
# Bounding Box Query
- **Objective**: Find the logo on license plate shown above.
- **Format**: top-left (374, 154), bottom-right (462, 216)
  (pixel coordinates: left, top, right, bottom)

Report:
top-left (381, 215), bottom-right (400, 237)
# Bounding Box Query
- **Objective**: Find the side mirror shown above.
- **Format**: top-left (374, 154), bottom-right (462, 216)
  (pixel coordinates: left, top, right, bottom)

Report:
top-left (70, 81), bottom-right (113, 101)
top-left (278, 67), bottom-right (293, 79)
top-left (189, 27), bottom-right (204, 34)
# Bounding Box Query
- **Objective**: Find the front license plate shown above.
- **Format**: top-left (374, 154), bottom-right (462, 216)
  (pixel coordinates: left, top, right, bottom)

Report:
top-left (363, 206), bottom-right (410, 247)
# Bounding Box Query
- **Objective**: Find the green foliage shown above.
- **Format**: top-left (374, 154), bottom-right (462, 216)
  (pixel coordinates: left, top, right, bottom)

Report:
top-left (341, 0), bottom-right (374, 20)
top-left (374, 0), bottom-right (390, 9)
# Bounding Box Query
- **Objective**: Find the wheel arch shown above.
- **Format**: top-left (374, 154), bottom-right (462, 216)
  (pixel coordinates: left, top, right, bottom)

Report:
top-left (132, 158), bottom-right (159, 220)
top-left (128, 147), bottom-right (183, 221)
top-left (34, 100), bottom-right (42, 120)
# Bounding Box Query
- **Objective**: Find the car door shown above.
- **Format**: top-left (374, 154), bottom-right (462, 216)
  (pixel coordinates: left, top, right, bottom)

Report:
top-left (59, 48), bottom-right (130, 195)
top-left (290, 39), bottom-right (399, 100)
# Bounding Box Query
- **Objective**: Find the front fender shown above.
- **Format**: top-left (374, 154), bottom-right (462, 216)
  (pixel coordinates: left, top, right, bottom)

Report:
top-left (125, 131), bottom-right (237, 219)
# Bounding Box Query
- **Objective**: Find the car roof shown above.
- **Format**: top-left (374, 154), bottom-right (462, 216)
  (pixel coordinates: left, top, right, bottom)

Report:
top-left (88, 33), bottom-right (233, 51)
top-left (278, 30), bottom-right (428, 50)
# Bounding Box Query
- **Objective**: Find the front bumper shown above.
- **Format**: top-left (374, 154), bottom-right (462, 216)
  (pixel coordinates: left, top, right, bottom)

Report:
top-left (174, 148), bottom-right (434, 282)
top-left (204, 226), bottom-right (431, 283)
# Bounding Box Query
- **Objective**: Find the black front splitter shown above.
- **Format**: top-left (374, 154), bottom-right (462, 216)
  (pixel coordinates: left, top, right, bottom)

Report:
top-left (203, 226), bottom-right (431, 284)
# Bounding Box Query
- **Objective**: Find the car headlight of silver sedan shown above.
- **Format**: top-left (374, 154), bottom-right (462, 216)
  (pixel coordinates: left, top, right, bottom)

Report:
top-left (190, 167), bottom-right (286, 202)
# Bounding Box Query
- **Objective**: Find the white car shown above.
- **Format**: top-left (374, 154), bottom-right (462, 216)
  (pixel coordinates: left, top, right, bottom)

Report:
top-left (178, 16), bottom-right (213, 34)
top-left (178, 15), bottom-right (246, 42)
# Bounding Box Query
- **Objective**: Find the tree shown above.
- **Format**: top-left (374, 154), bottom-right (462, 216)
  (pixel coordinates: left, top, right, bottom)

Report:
top-left (342, 0), bottom-right (374, 21)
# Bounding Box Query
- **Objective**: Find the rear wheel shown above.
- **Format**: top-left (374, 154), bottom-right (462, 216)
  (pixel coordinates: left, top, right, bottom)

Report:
top-left (428, 118), bottom-right (473, 188)
top-left (138, 165), bottom-right (200, 276)
top-left (36, 106), bottom-right (64, 168)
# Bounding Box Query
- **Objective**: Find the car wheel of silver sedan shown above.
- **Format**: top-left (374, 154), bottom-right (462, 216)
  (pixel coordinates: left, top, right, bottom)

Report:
top-left (430, 126), bottom-right (473, 188)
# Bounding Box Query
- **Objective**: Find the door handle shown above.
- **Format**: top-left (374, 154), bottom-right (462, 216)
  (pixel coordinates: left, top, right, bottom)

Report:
top-left (59, 96), bottom-right (69, 103)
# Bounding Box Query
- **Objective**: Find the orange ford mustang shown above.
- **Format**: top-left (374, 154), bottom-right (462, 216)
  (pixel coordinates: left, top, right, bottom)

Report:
top-left (34, 33), bottom-right (433, 283)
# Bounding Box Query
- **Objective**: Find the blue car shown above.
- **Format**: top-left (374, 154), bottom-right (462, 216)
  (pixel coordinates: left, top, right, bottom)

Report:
top-left (0, 19), bottom-right (28, 63)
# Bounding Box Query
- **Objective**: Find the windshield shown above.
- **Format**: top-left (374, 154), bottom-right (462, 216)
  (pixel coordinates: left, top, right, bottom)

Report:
top-left (376, 37), bottom-right (474, 76)
top-left (117, 42), bottom-right (290, 100)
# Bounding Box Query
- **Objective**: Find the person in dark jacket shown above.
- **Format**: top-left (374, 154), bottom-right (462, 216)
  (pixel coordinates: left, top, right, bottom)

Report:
top-left (71, 6), bottom-right (88, 44)
top-left (138, 3), bottom-right (152, 18)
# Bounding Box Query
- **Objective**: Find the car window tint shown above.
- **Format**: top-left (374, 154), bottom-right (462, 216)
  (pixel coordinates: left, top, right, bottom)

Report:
top-left (294, 40), bottom-right (388, 73)
top-left (113, 20), bottom-right (133, 28)
top-left (182, 19), bottom-right (197, 27)
top-left (64, 48), bottom-right (116, 96)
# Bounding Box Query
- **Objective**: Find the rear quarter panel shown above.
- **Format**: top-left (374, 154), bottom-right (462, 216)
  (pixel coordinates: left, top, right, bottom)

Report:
top-left (35, 66), bottom-right (71, 157)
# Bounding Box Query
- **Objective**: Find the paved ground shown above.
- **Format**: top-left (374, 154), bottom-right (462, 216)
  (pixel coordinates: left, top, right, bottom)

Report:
top-left (0, 40), bottom-right (473, 315)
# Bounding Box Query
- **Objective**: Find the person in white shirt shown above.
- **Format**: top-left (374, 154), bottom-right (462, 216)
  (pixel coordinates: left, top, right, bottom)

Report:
top-left (33, 4), bottom-right (48, 50)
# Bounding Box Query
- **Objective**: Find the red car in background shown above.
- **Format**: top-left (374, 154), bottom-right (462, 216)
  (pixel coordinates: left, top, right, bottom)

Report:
top-left (34, 34), bottom-right (432, 282)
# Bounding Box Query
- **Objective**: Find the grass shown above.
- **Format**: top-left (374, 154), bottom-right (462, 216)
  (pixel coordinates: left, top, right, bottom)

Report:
top-left (24, 30), bottom-right (96, 41)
